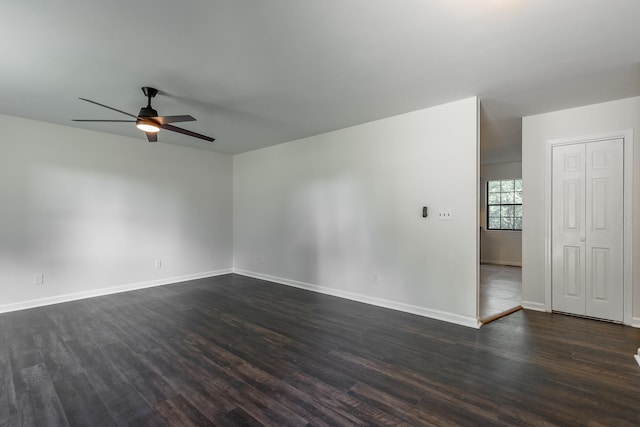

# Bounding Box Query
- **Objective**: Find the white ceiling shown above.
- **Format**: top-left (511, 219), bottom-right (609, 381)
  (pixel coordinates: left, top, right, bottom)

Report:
top-left (1, 1), bottom-right (639, 162)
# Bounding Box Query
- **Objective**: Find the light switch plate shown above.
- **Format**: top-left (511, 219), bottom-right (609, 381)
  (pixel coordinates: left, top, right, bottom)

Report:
top-left (437, 211), bottom-right (453, 220)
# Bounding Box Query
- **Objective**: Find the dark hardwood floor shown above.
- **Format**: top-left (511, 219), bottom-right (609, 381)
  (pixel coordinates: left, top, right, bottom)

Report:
top-left (1, 274), bottom-right (640, 426)
top-left (479, 264), bottom-right (522, 322)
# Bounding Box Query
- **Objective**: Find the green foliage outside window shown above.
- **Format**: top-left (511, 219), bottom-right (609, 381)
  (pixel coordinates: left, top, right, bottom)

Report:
top-left (487, 179), bottom-right (522, 230)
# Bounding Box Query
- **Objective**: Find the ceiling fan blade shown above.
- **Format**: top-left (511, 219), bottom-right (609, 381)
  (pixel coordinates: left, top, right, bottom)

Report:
top-left (79, 98), bottom-right (139, 119)
top-left (72, 119), bottom-right (136, 122)
top-left (146, 132), bottom-right (158, 143)
top-left (153, 115), bottom-right (196, 125)
top-left (161, 124), bottom-right (215, 142)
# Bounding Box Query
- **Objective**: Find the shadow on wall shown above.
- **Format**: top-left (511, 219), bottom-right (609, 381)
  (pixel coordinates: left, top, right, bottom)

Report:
top-left (284, 176), bottom-right (410, 297)
top-left (25, 165), bottom-right (184, 286)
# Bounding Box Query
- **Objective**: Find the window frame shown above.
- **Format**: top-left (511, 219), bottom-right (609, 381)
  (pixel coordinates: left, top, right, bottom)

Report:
top-left (486, 179), bottom-right (522, 231)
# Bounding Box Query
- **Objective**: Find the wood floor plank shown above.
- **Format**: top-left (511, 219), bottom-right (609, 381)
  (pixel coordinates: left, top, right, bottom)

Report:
top-left (168, 347), bottom-right (311, 426)
top-left (38, 331), bottom-right (85, 383)
top-left (179, 383), bottom-right (237, 424)
top-left (46, 303), bottom-right (119, 347)
top-left (94, 380), bottom-right (169, 427)
top-left (2, 273), bottom-right (640, 425)
top-left (154, 394), bottom-right (215, 427)
top-left (88, 304), bottom-right (164, 354)
top-left (62, 341), bottom-right (168, 426)
top-left (100, 342), bottom-right (179, 406)
top-left (329, 349), bottom-right (505, 421)
top-left (0, 322), bottom-right (20, 427)
top-left (2, 312), bottom-right (38, 354)
top-left (60, 341), bottom-right (128, 396)
top-left (10, 352), bottom-right (68, 427)
top-left (349, 381), bottom-right (482, 426)
top-left (218, 407), bottom-right (266, 427)
top-left (285, 371), bottom-right (392, 426)
top-left (138, 340), bottom-right (312, 426)
top-left (51, 373), bottom-right (116, 427)
top-left (200, 346), bottom-right (363, 427)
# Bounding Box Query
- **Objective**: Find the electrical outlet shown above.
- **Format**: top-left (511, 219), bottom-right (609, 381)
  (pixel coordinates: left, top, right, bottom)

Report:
top-left (437, 210), bottom-right (453, 220)
top-left (154, 260), bottom-right (162, 269)
top-left (33, 273), bottom-right (44, 285)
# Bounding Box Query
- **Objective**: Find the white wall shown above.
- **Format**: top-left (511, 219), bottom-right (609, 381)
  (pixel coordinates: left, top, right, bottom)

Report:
top-left (234, 97), bottom-right (480, 327)
top-left (0, 114), bottom-right (233, 311)
top-left (522, 97), bottom-right (640, 321)
top-left (479, 161), bottom-right (522, 266)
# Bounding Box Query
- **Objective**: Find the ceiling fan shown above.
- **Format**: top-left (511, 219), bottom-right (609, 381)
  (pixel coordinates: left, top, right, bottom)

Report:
top-left (72, 87), bottom-right (214, 143)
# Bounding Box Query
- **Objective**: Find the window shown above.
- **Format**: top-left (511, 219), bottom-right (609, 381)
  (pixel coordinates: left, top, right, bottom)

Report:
top-left (487, 179), bottom-right (522, 230)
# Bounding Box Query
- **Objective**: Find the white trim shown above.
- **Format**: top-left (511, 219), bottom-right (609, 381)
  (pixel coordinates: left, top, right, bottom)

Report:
top-left (631, 317), bottom-right (640, 329)
top-left (544, 139), bottom-right (553, 312)
top-left (0, 268), bottom-right (233, 314)
top-left (480, 259), bottom-right (522, 267)
top-left (623, 134), bottom-right (634, 325)
top-left (544, 129), bottom-right (634, 324)
top-left (521, 301), bottom-right (547, 312)
top-left (235, 269), bottom-right (481, 329)
top-left (475, 97), bottom-right (481, 325)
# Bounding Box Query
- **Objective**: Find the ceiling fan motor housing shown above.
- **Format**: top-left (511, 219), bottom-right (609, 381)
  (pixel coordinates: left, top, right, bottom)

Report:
top-left (141, 87), bottom-right (158, 98)
top-left (138, 106), bottom-right (158, 118)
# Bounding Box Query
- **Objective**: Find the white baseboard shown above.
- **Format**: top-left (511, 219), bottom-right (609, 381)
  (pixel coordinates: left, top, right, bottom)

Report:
top-left (521, 304), bottom-right (638, 328)
top-left (480, 259), bottom-right (522, 267)
top-left (234, 269), bottom-right (481, 329)
top-left (521, 301), bottom-right (547, 312)
top-left (0, 268), bottom-right (233, 314)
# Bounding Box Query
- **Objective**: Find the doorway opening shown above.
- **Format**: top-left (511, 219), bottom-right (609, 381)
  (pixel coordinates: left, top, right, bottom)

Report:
top-left (479, 264), bottom-right (522, 323)
top-left (479, 169), bottom-right (523, 324)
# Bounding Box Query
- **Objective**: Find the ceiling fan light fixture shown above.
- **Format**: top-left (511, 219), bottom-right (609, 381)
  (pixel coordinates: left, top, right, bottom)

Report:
top-left (136, 120), bottom-right (160, 133)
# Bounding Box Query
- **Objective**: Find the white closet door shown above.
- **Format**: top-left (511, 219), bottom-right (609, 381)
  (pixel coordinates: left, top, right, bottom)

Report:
top-left (585, 139), bottom-right (623, 321)
top-left (552, 144), bottom-right (586, 315)
top-left (551, 138), bottom-right (624, 322)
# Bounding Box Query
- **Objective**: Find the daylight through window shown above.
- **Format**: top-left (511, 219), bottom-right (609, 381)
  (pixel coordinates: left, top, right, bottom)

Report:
top-left (487, 179), bottom-right (522, 230)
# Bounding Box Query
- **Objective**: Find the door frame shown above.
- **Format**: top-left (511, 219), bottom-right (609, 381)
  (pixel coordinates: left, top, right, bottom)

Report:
top-left (544, 130), bottom-right (633, 325)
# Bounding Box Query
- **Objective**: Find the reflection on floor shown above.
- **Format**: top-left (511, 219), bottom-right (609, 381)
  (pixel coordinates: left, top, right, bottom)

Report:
top-left (480, 263), bottom-right (522, 322)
